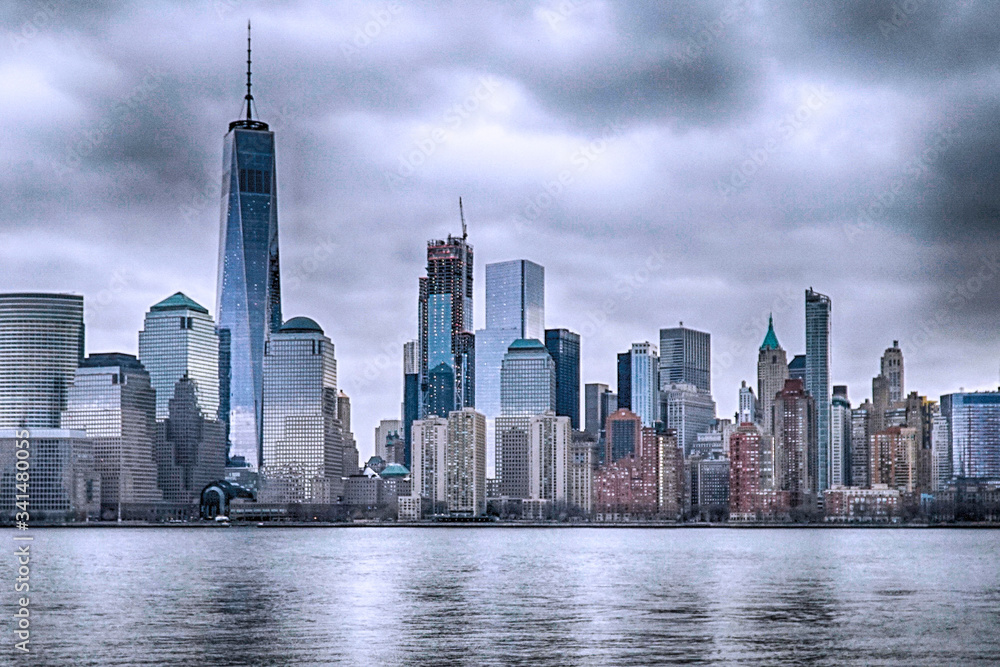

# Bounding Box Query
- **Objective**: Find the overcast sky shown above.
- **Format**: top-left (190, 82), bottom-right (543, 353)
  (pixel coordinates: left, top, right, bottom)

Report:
top-left (3, 0), bottom-right (999, 461)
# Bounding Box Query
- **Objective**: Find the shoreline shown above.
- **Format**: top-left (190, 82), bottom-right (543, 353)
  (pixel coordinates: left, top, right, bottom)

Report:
top-left (8, 521), bottom-right (1000, 529)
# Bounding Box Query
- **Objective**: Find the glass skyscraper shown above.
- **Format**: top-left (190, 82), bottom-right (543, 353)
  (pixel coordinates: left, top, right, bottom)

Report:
top-left (0, 293), bottom-right (84, 428)
top-left (805, 288), bottom-right (832, 494)
top-left (402, 340), bottom-right (420, 470)
top-left (261, 317), bottom-right (341, 503)
top-left (659, 326), bottom-right (711, 393)
top-left (544, 328), bottom-right (580, 430)
top-left (629, 342), bottom-right (659, 427)
top-left (215, 45), bottom-right (281, 472)
top-left (138, 292), bottom-right (220, 421)
top-left (473, 259), bottom-right (544, 421)
top-left (942, 390), bottom-right (1000, 480)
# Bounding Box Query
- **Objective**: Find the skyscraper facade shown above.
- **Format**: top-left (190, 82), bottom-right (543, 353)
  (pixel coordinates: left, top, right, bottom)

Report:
top-left (757, 314), bottom-right (788, 435)
top-left (942, 390), bottom-right (1000, 480)
top-left (584, 382), bottom-right (610, 437)
top-left (787, 354), bottom-right (806, 383)
top-left (605, 408), bottom-right (642, 463)
top-left (474, 260), bottom-right (544, 418)
top-left (851, 400), bottom-right (873, 488)
top-left (805, 288), bottom-right (831, 494)
top-left (138, 292), bottom-right (220, 421)
top-left (375, 419), bottom-right (403, 461)
top-left (338, 391), bottom-right (360, 476)
top-left (659, 383), bottom-right (717, 455)
top-left (61, 353), bottom-right (162, 513)
top-left (215, 47), bottom-right (282, 472)
top-left (830, 385), bottom-right (852, 487)
top-left (419, 225), bottom-right (475, 419)
top-left (496, 339), bottom-right (555, 498)
top-left (880, 341), bottom-right (904, 403)
top-left (410, 416), bottom-right (449, 511)
top-left (773, 378), bottom-right (815, 510)
top-left (739, 381), bottom-right (757, 424)
top-left (402, 340), bottom-right (419, 469)
top-left (616, 350), bottom-right (631, 411)
top-left (527, 411), bottom-right (570, 504)
top-left (260, 317), bottom-right (341, 503)
top-left (155, 377), bottom-right (227, 503)
top-left (0, 293), bottom-right (84, 428)
top-left (544, 328), bottom-right (581, 429)
top-left (659, 326), bottom-right (711, 393)
top-left (629, 342), bottom-right (659, 427)
top-left (444, 408), bottom-right (487, 516)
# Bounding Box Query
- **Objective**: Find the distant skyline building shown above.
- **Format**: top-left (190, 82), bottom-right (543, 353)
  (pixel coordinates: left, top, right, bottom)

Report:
top-left (419, 211), bottom-right (475, 419)
top-left (870, 426), bottom-right (919, 493)
top-left (659, 382), bottom-right (717, 455)
top-left (260, 317), bottom-right (341, 503)
top-left (444, 408), bottom-right (487, 516)
top-left (805, 287), bottom-right (832, 494)
top-left (584, 382), bottom-right (610, 437)
top-left (729, 422), bottom-right (779, 520)
top-left (830, 385), bottom-right (852, 487)
top-left (942, 389), bottom-right (1000, 481)
top-left (496, 339), bottom-right (555, 498)
top-left (616, 350), bottom-right (631, 411)
top-left (410, 415), bottom-right (449, 511)
top-left (402, 340), bottom-right (419, 469)
top-left (338, 390), bottom-right (360, 476)
top-left (757, 314), bottom-right (788, 435)
top-left (851, 399), bottom-right (873, 488)
top-left (544, 328), bottom-right (581, 429)
top-left (739, 381), bottom-right (757, 424)
top-left (788, 354), bottom-right (806, 383)
top-left (474, 259), bottom-right (545, 423)
top-left (155, 377), bottom-right (227, 503)
top-left (215, 36), bottom-right (282, 473)
top-left (0, 293), bottom-right (84, 428)
top-left (376, 419), bottom-right (403, 462)
top-left (568, 431), bottom-right (593, 514)
top-left (138, 292), bottom-right (220, 421)
top-left (527, 411), bottom-right (570, 506)
top-left (605, 408), bottom-right (642, 463)
top-left (659, 325), bottom-right (711, 393)
top-left (61, 353), bottom-right (162, 515)
top-left (881, 341), bottom-right (905, 403)
top-left (629, 342), bottom-right (659, 427)
top-left (773, 377), bottom-right (815, 510)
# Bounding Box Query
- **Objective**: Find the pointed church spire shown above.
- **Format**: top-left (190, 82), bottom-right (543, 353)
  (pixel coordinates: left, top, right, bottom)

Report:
top-left (760, 313), bottom-right (781, 351)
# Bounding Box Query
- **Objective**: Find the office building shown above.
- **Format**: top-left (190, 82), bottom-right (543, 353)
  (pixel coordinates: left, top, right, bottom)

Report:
top-left (61, 353), bottom-right (162, 514)
top-left (339, 391), bottom-right (360, 476)
top-left (584, 383), bottom-right (610, 437)
top-left (659, 382), bottom-right (717, 455)
top-left (881, 341), bottom-right (904, 403)
top-left (930, 407), bottom-right (951, 490)
top-left (155, 377), bottom-right (227, 503)
top-left (474, 259), bottom-right (545, 420)
top-left (688, 454), bottom-right (730, 518)
top-left (605, 408), bottom-right (642, 463)
top-left (215, 42), bottom-right (282, 472)
top-left (418, 211), bottom-right (475, 419)
top-left (788, 354), bottom-right (806, 383)
top-left (942, 389), bottom-right (1000, 481)
top-left (0, 293), bottom-right (84, 428)
top-left (496, 339), bottom-right (555, 498)
top-left (830, 385), bottom-right (852, 487)
top-left (410, 416), bottom-right (449, 512)
top-left (659, 325), bottom-right (711, 393)
top-left (626, 342), bottom-right (659, 427)
top-left (138, 292), bottom-right (220, 421)
top-left (260, 317), bottom-right (342, 503)
top-left (851, 400), bottom-right (873, 488)
top-left (757, 314), bottom-right (789, 435)
top-left (616, 350), bottom-right (631, 410)
top-left (376, 419), bottom-right (403, 461)
top-left (545, 328), bottom-right (581, 429)
top-left (805, 288), bottom-right (832, 494)
top-left (739, 381), bottom-right (757, 425)
top-left (568, 431), bottom-right (594, 515)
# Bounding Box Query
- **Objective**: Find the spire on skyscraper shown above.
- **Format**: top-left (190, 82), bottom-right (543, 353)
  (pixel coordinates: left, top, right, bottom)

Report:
top-left (245, 20), bottom-right (254, 121)
top-left (760, 313), bottom-right (781, 351)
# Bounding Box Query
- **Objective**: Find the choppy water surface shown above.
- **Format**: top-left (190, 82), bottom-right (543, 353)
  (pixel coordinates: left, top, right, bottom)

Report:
top-left (6, 527), bottom-right (1000, 665)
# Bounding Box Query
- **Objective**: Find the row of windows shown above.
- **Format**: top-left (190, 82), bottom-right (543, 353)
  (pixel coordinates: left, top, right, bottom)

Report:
top-left (239, 168), bottom-right (271, 194)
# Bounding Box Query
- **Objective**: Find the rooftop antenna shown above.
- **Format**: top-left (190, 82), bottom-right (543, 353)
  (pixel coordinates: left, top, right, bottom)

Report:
top-left (459, 197), bottom-right (467, 241)
top-left (245, 20), bottom-right (254, 121)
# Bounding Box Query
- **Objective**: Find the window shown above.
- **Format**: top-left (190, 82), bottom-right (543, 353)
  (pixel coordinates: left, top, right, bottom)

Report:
top-left (238, 168), bottom-right (271, 194)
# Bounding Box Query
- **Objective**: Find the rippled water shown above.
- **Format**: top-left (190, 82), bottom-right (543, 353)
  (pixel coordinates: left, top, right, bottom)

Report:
top-left (6, 527), bottom-right (1000, 665)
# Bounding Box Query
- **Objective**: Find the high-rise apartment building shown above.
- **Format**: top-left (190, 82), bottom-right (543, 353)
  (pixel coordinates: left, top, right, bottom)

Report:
top-left (739, 381), bottom-right (757, 424)
top-left (568, 431), bottom-right (593, 515)
top-left (544, 329), bottom-right (580, 429)
top-left (773, 378), bottom-right (815, 510)
top-left (729, 422), bottom-right (779, 519)
top-left (659, 325), bottom-right (711, 393)
top-left (139, 292), bottom-right (220, 421)
top-left (338, 391), bottom-right (360, 476)
top-left (805, 288), bottom-right (832, 494)
top-left (629, 342), bottom-right (659, 427)
top-left (419, 210), bottom-right (475, 419)
top-left (851, 400), bottom-right (873, 488)
top-left (830, 385), bottom-right (852, 487)
top-left (0, 293), bottom-right (84, 428)
top-left (870, 426), bottom-right (919, 493)
top-left (215, 39), bottom-right (282, 472)
top-left (527, 411), bottom-right (570, 505)
top-left (61, 353), bottom-right (162, 513)
top-left (444, 408), bottom-right (487, 516)
top-left (410, 416), bottom-right (449, 512)
top-left (402, 340), bottom-right (419, 469)
top-left (260, 317), bottom-right (342, 503)
top-left (757, 315), bottom-right (788, 435)
top-left (496, 339), bottom-right (555, 498)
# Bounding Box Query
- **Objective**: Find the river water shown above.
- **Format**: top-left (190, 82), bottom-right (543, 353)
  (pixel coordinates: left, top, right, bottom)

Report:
top-left (6, 527), bottom-right (1000, 665)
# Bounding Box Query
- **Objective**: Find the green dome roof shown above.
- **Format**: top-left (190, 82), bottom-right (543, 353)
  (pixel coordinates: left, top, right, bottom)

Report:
top-left (760, 314), bottom-right (781, 351)
top-left (508, 338), bottom-right (546, 350)
top-left (150, 292), bottom-right (208, 314)
top-left (281, 316), bottom-right (323, 334)
top-left (380, 463), bottom-right (410, 478)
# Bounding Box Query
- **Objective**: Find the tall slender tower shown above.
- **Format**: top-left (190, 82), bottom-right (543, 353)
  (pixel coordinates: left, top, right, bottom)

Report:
top-left (880, 341), bottom-right (904, 403)
top-left (757, 314), bottom-right (788, 435)
top-left (419, 200), bottom-right (475, 418)
top-left (805, 288), bottom-right (831, 495)
top-left (215, 23), bottom-right (281, 472)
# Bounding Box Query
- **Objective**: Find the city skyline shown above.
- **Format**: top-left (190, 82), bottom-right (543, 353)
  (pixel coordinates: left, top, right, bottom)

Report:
top-left (4, 2), bottom-right (1000, 461)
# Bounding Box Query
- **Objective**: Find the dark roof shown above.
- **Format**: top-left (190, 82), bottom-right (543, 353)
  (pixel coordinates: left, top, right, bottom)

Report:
top-left (81, 353), bottom-right (146, 371)
top-left (281, 316), bottom-right (323, 334)
top-left (788, 355), bottom-right (807, 370)
top-left (150, 292), bottom-right (208, 314)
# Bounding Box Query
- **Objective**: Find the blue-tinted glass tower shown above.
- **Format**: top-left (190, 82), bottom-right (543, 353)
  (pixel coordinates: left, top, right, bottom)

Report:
top-left (545, 328), bottom-right (580, 429)
top-left (805, 288), bottom-right (831, 495)
top-left (215, 25), bottom-right (281, 472)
